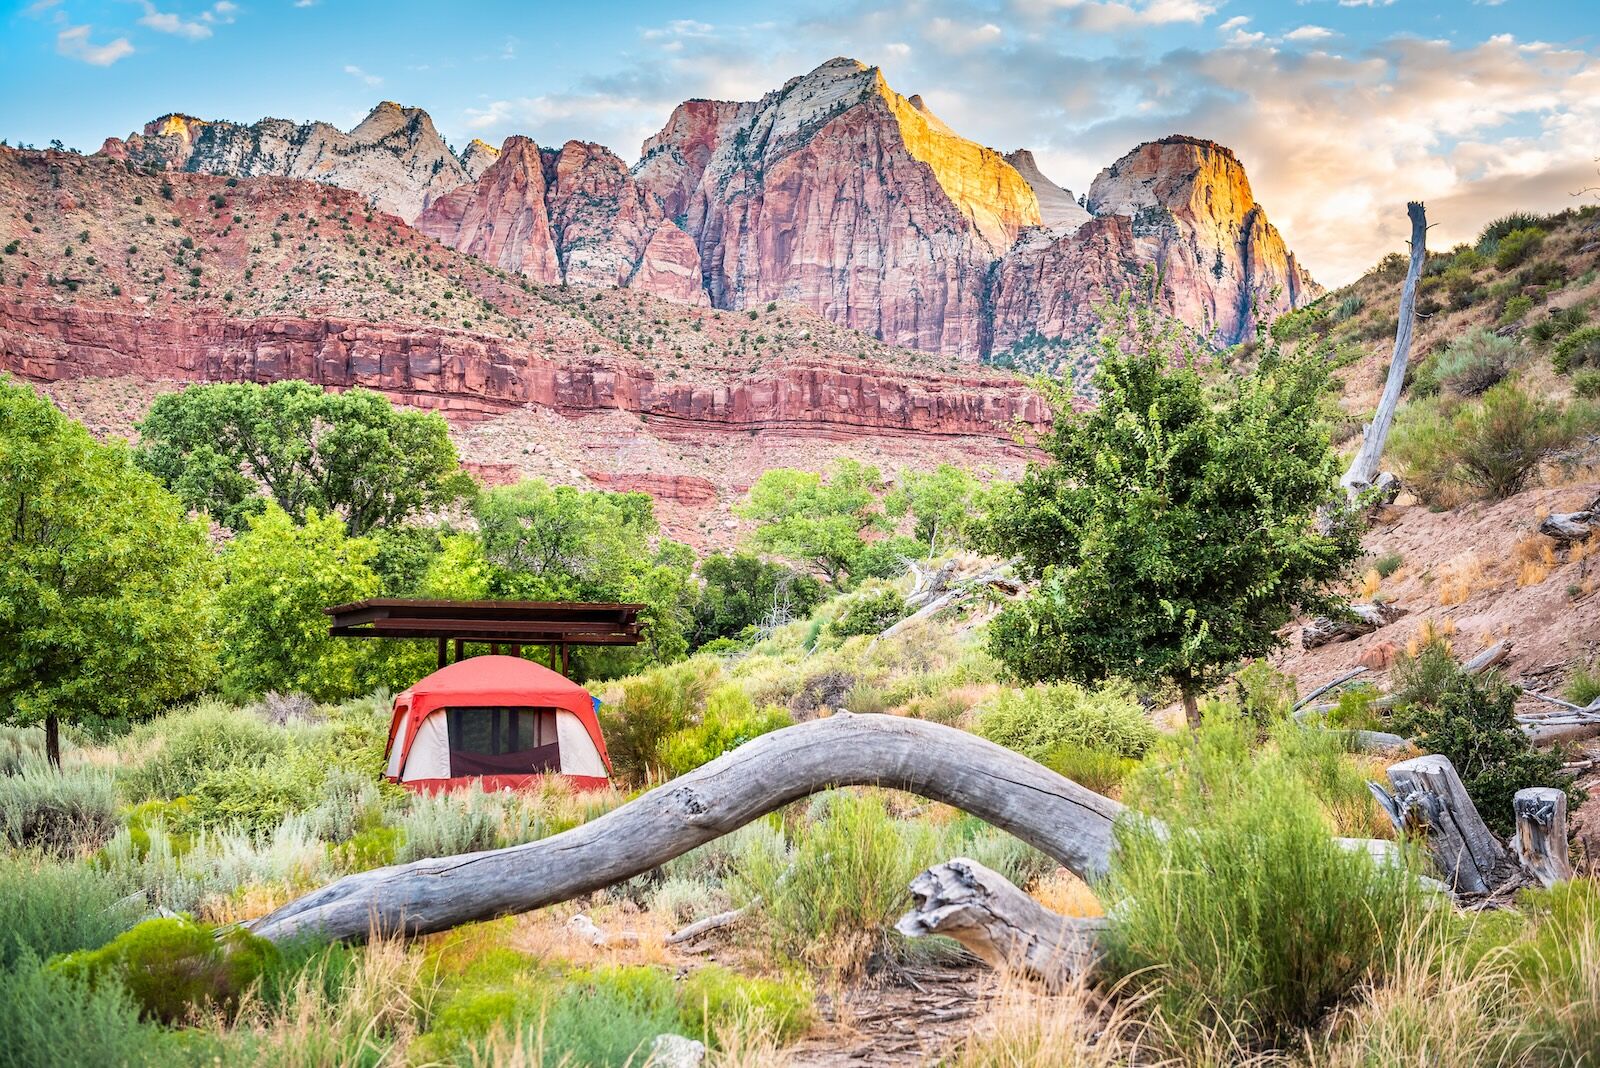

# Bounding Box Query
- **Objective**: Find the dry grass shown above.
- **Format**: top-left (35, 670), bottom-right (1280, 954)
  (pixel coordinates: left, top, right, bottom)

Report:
top-left (1031, 868), bottom-right (1105, 919)
top-left (1436, 552), bottom-right (1491, 605)
top-left (1404, 618), bottom-right (1457, 657)
top-left (950, 974), bottom-right (1165, 1068)
top-left (1357, 568), bottom-right (1383, 599)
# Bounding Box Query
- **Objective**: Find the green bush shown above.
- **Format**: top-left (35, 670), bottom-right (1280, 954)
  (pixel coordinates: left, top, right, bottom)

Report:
top-left (395, 786), bottom-right (502, 862)
top-left (1372, 550), bottom-right (1405, 578)
top-left (542, 965), bottom-right (681, 1067)
top-left (0, 951), bottom-right (161, 1068)
top-left (660, 685), bottom-right (791, 776)
top-left (1391, 660), bottom-right (1580, 837)
top-left (830, 588), bottom-right (909, 637)
top-left (1419, 328), bottom-right (1520, 397)
top-left (1101, 717), bottom-right (1433, 1051)
top-left (52, 916), bottom-right (279, 1024)
top-left (119, 701), bottom-right (284, 802)
top-left (0, 760), bottom-right (119, 856)
top-left (1527, 303), bottom-right (1589, 348)
top-left (1565, 659), bottom-right (1600, 706)
top-left (679, 963), bottom-right (812, 1045)
top-left (1477, 212), bottom-right (1546, 250)
top-left (1494, 227), bottom-right (1546, 271)
top-left (0, 857), bottom-right (141, 972)
top-left (184, 761), bottom-right (318, 837)
top-left (975, 680), bottom-right (1156, 761)
top-left (1499, 293), bottom-right (1533, 325)
top-left (1574, 370), bottom-right (1600, 399)
top-left (600, 659), bottom-right (718, 782)
top-left (1040, 743), bottom-right (1138, 795)
top-left (1389, 381), bottom-right (1599, 502)
top-left (1553, 325), bottom-right (1600, 373)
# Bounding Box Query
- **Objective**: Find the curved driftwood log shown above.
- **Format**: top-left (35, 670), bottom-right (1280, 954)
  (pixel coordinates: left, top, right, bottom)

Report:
top-left (896, 858), bottom-right (1109, 990)
top-left (249, 713), bottom-right (1124, 944)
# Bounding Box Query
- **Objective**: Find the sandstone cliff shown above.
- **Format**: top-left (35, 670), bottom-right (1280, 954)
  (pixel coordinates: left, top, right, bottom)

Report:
top-left (1004, 149), bottom-right (1090, 233)
top-left (100, 102), bottom-right (473, 221)
top-left (416, 137), bottom-right (707, 305)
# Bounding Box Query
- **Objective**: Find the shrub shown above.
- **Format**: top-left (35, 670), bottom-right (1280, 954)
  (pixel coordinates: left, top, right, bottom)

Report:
top-left (1527, 303), bottom-right (1590, 348)
top-left (1565, 658), bottom-right (1600, 706)
top-left (1493, 227), bottom-right (1545, 271)
top-left (1477, 212), bottom-right (1545, 250)
top-left (1041, 743), bottom-right (1138, 795)
top-left (1391, 663), bottom-right (1580, 837)
top-left (0, 858), bottom-right (141, 971)
top-left (1553, 325), bottom-right (1600, 373)
top-left (1101, 717), bottom-right (1433, 1051)
top-left (975, 680), bottom-right (1156, 761)
top-left (52, 916), bottom-right (279, 1023)
top-left (0, 952), bottom-right (161, 1068)
top-left (0, 760), bottom-right (119, 856)
top-left (660, 685), bottom-right (791, 776)
top-left (1372, 550), bottom-right (1404, 578)
top-left (1499, 293), bottom-right (1533, 325)
top-left (830, 588), bottom-right (909, 637)
top-left (1331, 293), bottom-right (1363, 322)
top-left (1423, 328), bottom-right (1520, 396)
top-left (1389, 382), bottom-right (1599, 502)
top-left (1574, 370), bottom-right (1600, 399)
top-left (542, 965), bottom-right (681, 1067)
top-left (395, 786), bottom-right (502, 862)
top-left (119, 700), bottom-right (284, 802)
top-left (679, 963), bottom-right (813, 1046)
top-left (600, 659), bottom-right (717, 782)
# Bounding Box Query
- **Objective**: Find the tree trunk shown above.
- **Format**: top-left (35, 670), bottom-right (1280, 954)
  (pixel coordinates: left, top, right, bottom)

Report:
top-left (895, 858), bottom-right (1108, 990)
top-left (44, 713), bottom-right (60, 769)
top-left (1177, 687), bottom-right (1203, 729)
top-left (248, 714), bottom-right (1124, 945)
top-left (1342, 202), bottom-right (1427, 495)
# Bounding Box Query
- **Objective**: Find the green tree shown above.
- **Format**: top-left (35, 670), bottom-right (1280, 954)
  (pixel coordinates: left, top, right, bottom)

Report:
top-left (0, 378), bottom-right (217, 764)
top-left (691, 552), bottom-right (824, 647)
top-left (978, 309), bottom-right (1361, 725)
top-left (884, 464), bottom-right (986, 555)
top-left (135, 381), bottom-right (473, 535)
top-left (735, 460), bottom-right (887, 585)
top-left (474, 481), bottom-right (696, 674)
top-left (214, 504), bottom-right (383, 701)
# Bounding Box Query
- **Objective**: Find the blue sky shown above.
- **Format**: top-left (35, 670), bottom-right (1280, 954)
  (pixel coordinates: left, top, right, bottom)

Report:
top-left (5, 0), bottom-right (1598, 283)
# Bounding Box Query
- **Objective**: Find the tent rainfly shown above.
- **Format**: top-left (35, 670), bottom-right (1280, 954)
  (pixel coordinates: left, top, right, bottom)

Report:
top-left (383, 656), bottom-right (612, 793)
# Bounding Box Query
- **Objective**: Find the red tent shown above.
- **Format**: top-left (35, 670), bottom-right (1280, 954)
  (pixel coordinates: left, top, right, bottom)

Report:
top-left (382, 655), bottom-right (612, 793)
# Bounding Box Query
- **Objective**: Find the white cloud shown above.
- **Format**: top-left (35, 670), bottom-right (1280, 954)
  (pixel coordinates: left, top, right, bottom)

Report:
top-left (1218, 15), bottom-right (1250, 31)
top-left (1284, 25), bottom-right (1334, 42)
top-left (1051, 0), bottom-right (1218, 32)
top-left (55, 24), bottom-right (134, 65)
top-left (137, 1), bottom-right (237, 40)
top-left (344, 64), bottom-right (383, 87)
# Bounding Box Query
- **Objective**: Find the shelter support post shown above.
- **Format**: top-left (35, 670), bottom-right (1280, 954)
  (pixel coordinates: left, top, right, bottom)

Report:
top-left (562, 644), bottom-right (570, 674)
top-left (454, 638), bottom-right (464, 663)
top-left (436, 637), bottom-right (448, 669)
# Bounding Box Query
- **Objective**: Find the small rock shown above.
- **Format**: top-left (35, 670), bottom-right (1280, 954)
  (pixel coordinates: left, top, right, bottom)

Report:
top-left (565, 912), bottom-right (607, 946)
top-left (648, 1034), bottom-right (706, 1068)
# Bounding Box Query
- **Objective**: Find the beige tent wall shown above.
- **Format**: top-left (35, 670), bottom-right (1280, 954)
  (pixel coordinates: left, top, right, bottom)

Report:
top-left (401, 710), bottom-right (452, 781)
top-left (556, 710), bottom-right (608, 777)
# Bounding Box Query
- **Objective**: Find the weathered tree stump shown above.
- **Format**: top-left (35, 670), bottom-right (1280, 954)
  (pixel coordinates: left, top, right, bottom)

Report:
top-left (1369, 754), bottom-right (1515, 895)
top-left (1302, 602), bottom-right (1407, 649)
top-left (895, 858), bottom-right (1108, 989)
top-left (1513, 787), bottom-right (1573, 888)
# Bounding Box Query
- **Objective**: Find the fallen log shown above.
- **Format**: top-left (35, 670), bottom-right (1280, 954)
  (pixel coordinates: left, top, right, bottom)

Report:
top-left (248, 713), bottom-right (1124, 945)
top-left (1513, 788), bottom-right (1573, 888)
top-left (1292, 667), bottom-right (1369, 712)
top-left (895, 858), bottom-right (1108, 990)
top-left (1538, 495), bottom-right (1598, 543)
top-left (665, 903), bottom-right (753, 946)
top-left (1301, 603), bottom-right (1407, 650)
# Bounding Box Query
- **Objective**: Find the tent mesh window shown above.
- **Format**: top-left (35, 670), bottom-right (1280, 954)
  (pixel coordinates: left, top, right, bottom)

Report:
top-left (445, 707), bottom-right (560, 777)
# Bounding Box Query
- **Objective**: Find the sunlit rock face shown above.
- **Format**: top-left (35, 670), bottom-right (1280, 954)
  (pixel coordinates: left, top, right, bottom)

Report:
top-left (414, 137), bottom-right (708, 305)
top-left (100, 103), bottom-right (473, 221)
top-left (459, 139), bottom-right (501, 180)
top-left (1004, 149), bottom-right (1091, 233)
top-left (635, 57), bottom-right (1042, 354)
top-left (988, 136), bottom-right (1320, 359)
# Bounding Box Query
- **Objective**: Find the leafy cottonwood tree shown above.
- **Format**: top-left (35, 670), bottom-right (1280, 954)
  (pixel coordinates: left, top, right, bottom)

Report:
top-left (884, 463), bottom-right (987, 556)
top-left (691, 552), bottom-right (824, 647)
top-left (0, 378), bottom-right (218, 764)
top-left (136, 381), bottom-right (473, 535)
top-left (978, 309), bottom-right (1361, 726)
top-left (735, 460), bottom-right (888, 585)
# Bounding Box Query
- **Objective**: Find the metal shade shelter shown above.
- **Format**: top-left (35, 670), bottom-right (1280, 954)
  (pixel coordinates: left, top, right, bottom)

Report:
top-left (325, 599), bottom-right (645, 672)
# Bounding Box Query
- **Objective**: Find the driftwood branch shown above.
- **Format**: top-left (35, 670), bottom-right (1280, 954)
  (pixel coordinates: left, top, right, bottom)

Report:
top-left (666, 903), bottom-right (754, 945)
top-left (876, 559), bottom-right (1023, 644)
top-left (1301, 603), bottom-right (1407, 649)
top-left (248, 714), bottom-right (1123, 945)
top-left (1343, 201), bottom-right (1427, 494)
top-left (895, 858), bottom-right (1108, 990)
top-left (1513, 788), bottom-right (1573, 888)
top-left (1292, 667), bottom-right (1370, 711)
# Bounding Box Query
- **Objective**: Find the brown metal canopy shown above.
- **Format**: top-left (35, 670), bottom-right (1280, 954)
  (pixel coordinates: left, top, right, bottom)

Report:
top-left (325, 599), bottom-right (645, 672)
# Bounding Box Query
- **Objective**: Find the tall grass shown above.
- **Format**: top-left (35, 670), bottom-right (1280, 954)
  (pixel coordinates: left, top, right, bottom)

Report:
top-left (0, 856), bottom-right (141, 971)
top-left (1100, 717), bottom-right (1435, 1054)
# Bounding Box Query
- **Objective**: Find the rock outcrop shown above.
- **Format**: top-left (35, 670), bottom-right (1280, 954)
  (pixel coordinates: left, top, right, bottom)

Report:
top-left (988, 136), bottom-right (1319, 363)
top-left (459, 139), bottom-right (501, 180)
top-left (1004, 149), bottom-right (1090, 233)
top-left (635, 57), bottom-right (1041, 354)
top-left (100, 103), bottom-right (473, 221)
top-left (416, 138), bottom-right (708, 305)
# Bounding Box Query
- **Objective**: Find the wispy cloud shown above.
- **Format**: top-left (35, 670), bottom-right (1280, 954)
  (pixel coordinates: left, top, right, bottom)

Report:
top-left (344, 64), bottom-right (383, 87)
top-left (137, 1), bottom-right (238, 41)
top-left (56, 23), bottom-right (134, 65)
